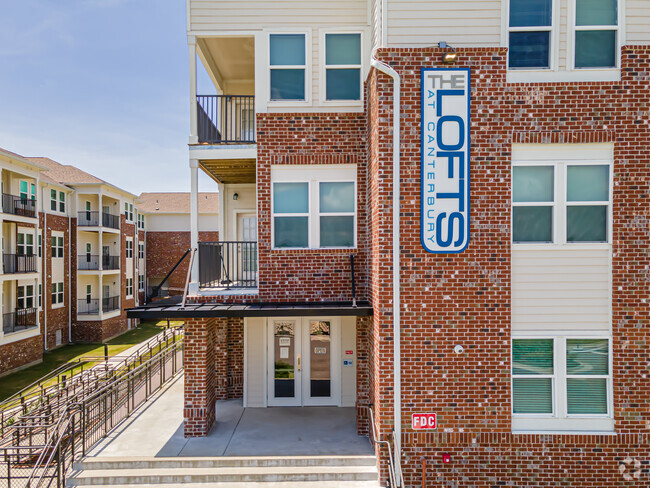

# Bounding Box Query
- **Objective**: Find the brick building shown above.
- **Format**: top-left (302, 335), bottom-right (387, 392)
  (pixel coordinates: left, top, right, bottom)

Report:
top-left (126, 0), bottom-right (647, 485)
top-left (139, 192), bottom-right (218, 297)
top-left (0, 148), bottom-right (145, 375)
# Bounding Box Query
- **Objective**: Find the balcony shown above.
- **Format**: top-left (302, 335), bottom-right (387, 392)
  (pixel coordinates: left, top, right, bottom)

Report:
top-left (197, 95), bottom-right (255, 144)
top-left (3, 308), bottom-right (37, 334)
top-left (198, 241), bottom-right (258, 290)
top-left (2, 194), bottom-right (36, 218)
top-left (2, 254), bottom-right (37, 274)
top-left (78, 299), bottom-right (99, 315)
top-left (102, 255), bottom-right (120, 270)
top-left (78, 211), bottom-right (120, 229)
top-left (102, 295), bottom-right (120, 313)
top-left (78, 254), bottom-right (119, 271)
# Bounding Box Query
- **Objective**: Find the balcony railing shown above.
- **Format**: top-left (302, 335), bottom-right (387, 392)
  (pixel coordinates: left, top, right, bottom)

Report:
top-left (78, 211), bottom-right (120, 228)
top-left (3, 308), bottom-right (37, 334)
top-left (198, 241), bottom-right (257, 289)
top-left (102, 212), bottom-right (120, 229)
top-left (78, 299), bottom-right (99, 315)
top-left (102, 255), bottom-right (120, 270)
top-left (78, 254), bottom-right (99, 270)
top-left (2, 194), bottom-right (36, 218)
top-left (2, 254), bottom-right (37, 274)
top-left (77, 254), bottom-right (119, 270)
top-left (102, 295), bottom-right (120, 313)
top-left (197, 95), bottom-right (255, 144)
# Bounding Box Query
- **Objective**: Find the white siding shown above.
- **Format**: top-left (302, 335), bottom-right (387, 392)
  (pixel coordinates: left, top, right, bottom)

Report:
top-left (145, 213), bottom-right (218, 232)
top-left (387, 0), bottom-right (502, 47)
top-left (245, 317), bottom-right (266, 407)
top-left (189, 0), bottom-right (368, 32)
top-left (626, 0), bottom-right (650, 44)
top-left (512, 248), bottom-right (611, 333)
top-left (340, 316), bottom-right (357, 407)
top-left (558, 0), bottom-right (568, 70)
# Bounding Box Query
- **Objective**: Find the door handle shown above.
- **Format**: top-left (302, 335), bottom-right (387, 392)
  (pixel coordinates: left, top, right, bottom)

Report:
top-left (297, 354), bottom-right (301, 372)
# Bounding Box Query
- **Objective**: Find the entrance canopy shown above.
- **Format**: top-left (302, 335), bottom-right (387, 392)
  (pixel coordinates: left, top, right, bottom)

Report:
top-left (127, 301), bottom-right (372, 320)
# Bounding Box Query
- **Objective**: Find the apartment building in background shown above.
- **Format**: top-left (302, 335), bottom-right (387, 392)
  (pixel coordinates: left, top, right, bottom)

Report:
top-left (140, 192), bottom-right (218, 298)
top-left (0, 149), bottom-right (145, 375)
top-left (126, 0), bottom-right (650, 486)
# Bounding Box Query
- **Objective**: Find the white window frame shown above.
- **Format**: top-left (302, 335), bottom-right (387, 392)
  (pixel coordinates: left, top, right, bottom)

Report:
top-left (50, 189), bottom-right (57, 212)
top-left (52, 281), bottom-right (64, 308)
top-left (266, 29), bottom-right (312, 107)
top-left (505, 0), bottom-right (558, 71)
top-left (271, 165), bottom-right (357, 250)
top-left (51, 233), bottom-right (64, 259)
top-left (17, 284), bottom-right (35, 309)
top-left (319, 29), bottom-right (366, 106)
top-left (125, 277), bottom-right (133, 298)
top-left (125, 238), bottom-right (133, 259)
top-left (138, 274), bottom-right (145, 292)
top-left (17, 230), bottom-right (34, 256)
top-left (138, 242), bottom-right (145, 260)
top-left (568, 0), bottom-right (623, 71)
top-left (511, 145), bottom-right (613, 250)
top-left (512, 335), bottom-right (614, 433)
top-left (58, 191), bottom-right (66, 213)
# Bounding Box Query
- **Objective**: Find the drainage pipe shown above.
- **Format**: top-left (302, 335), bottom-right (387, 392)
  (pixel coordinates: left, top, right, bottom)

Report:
top-left (370, 54), bottom-right (401, 485)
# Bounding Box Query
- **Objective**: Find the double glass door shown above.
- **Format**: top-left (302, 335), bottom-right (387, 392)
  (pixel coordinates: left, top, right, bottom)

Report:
top-left (267, 317), bottom-right (340, 406)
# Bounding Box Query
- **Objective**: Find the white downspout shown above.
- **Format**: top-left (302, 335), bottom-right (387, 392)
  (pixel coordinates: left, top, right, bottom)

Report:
top-left (67, 196), bottom-right (72, 343)
top-left (370, 53), bottom-right (401, 484)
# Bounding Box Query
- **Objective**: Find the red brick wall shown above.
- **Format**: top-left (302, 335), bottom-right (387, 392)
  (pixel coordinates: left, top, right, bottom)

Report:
top-left (184, 317), bottom-right (217, 437)
top-left (146, 231), bottom-right (219, 295)
top-left (226, 317), bottom-right (243, 399)
top-left (41, 212), bottom-right (71, 349)
top-left (367, 45), bottom-right (650, 487)
top-left (256, 114), bottom-right (369, 303)
top-left (0, 335), bottom-right (43, 376)
top-left (72, 314), bottom-right (128, 343)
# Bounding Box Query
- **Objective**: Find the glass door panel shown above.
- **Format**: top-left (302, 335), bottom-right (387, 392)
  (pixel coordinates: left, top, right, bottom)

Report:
top-left (268, 319), bottom-right (301, 406)
top-left (309, 320), bottom-right (331, 398)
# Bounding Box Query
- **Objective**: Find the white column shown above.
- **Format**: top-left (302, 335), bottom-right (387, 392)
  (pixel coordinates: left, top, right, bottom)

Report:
top-left (189, 36), bottom-right (199, 145)
top-left (189, 159), bottom-right (200, 295)
top-left (98, 190), bottom-right (104, 317)
top-left (217, 182), bottom-right (225, 240)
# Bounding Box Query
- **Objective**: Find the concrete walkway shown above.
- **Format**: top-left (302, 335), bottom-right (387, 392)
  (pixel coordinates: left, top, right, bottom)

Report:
top-left (89, 374), bottom-right (373, 458)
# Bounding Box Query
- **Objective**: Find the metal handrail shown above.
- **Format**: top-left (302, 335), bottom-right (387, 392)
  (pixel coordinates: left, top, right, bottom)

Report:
top-left (364, 405), bottom-right (401, 488)
top-left (1, 338), bottom-right (184, 488)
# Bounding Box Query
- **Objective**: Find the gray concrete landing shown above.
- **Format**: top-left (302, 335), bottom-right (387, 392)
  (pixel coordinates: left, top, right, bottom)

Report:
top-left (89, 374), bottom-right (373, 458)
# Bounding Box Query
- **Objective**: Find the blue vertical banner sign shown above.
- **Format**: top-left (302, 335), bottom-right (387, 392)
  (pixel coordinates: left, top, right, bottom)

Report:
top-left (420, 68), bottom-right (471, 253)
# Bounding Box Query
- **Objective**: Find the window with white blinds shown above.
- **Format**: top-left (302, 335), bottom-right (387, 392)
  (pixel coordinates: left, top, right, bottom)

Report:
top-left (512, 337), bottom-right (611, 429)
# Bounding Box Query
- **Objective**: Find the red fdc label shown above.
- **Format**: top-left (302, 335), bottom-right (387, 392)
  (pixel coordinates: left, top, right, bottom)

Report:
top-left (412, 413), bottom-right (437, 430)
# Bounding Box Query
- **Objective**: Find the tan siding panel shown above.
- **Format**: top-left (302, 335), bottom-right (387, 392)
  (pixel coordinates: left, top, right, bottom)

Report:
top-left (387, 0), bottom-right (502, 47)
top-left (626, 0), bottom-right (650, 44)
top-left (512, 248), bottom-right (611, 333)
top-left (559, 0), bottom-right (568, 70)
top-left (190, 1), bottom-right (368, 31)
top-left (340, 317), bottom-right (357, 407)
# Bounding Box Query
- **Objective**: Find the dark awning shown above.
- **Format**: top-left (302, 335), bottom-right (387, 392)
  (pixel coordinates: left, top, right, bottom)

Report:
top-left (127, 301), bottom-right (372, 320)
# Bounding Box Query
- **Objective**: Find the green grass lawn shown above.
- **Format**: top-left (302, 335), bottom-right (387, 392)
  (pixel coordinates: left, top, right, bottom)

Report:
top-left (0, 320), bottom-right (184, 402)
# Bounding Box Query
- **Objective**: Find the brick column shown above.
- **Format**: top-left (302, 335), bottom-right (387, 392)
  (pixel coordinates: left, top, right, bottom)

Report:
top-left (184, 317), bottom-right (217, 437)
top-left (214, 318), bottom-right (228, 400)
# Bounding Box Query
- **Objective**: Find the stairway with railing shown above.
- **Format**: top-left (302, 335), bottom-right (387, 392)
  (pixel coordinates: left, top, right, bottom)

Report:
top-left (0, 326), bottom-right (184, 488)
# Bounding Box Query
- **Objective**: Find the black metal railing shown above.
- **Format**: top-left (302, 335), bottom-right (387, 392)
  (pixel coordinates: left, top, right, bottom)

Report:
top-left (77, 299), bottom-right (99, 315)
top-left (0, 338), bottom-right (184, 488)
top-left (198, 241), bottom-right (258, 289)
top-left (197, 95), bottom-right (255, 143)
top-left (78, 254), bottom-right (99, 270)
top-left (102, 255), bottom-right (120, 270)
top-left (102, 212), bottom-right (120, 229)
top-left (78, 211), bottom-right (120, 228)
top-left (2, 193), bottom-right (36, 218)
top-left (2, 253), bottom-right (37, 274)
top-left (3, 308), bottom-right (38, 334)
top-left (102, 296), bottom-right (120, 313)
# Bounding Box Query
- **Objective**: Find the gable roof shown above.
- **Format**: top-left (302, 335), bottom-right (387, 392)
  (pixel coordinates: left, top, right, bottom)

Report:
top-left (138, 192), bottom-right (219, 214)
top-left (26, 157), bottom-right (104, 185)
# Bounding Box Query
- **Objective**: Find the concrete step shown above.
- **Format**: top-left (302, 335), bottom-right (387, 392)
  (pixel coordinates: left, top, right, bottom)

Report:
top-left (82, 482), bottom-right (383, 488)
top-left (75, 455), bottom-right (377, 470)
top-left (66, 465), bottom-right (379, 486)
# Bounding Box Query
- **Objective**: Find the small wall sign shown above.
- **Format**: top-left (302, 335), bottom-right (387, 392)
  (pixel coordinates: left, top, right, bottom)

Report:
top-left (412, 413), bottom-right (437, 430)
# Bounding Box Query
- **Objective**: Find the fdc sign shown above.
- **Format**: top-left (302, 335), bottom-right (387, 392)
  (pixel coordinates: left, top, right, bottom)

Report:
top-left (420, 68), bottom-right (470, 253)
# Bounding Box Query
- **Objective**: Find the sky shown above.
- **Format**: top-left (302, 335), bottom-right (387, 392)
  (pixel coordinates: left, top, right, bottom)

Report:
top-left (0, 0), bottom-right (216, 195)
